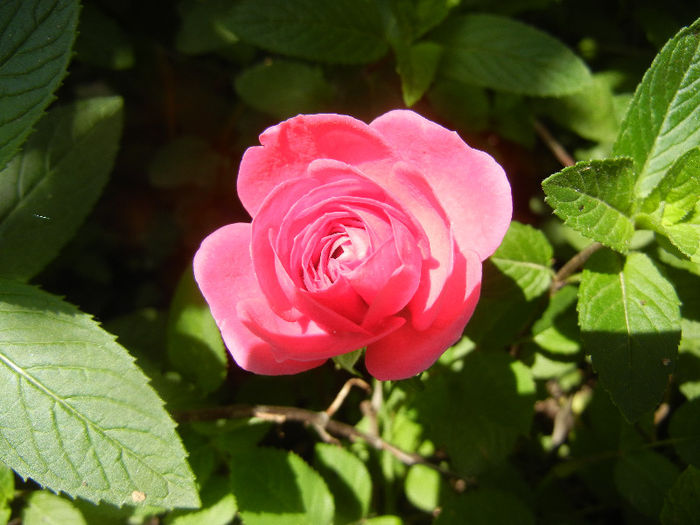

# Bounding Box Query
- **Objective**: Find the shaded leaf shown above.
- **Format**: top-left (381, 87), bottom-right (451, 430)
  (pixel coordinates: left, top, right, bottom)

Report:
top-left (661, 466), bottom-right (700, 525)
top-left (396, 41), bottom-right (442, 106)
top-left (75, 3), bottom-right (134, 70)
top-left (435, 488), bottom-right (535, 525)
top-left (669, 398), bottom-right (700, 467)
top-left (578, 251), bottom-right (681, 422)
top-left (614, 450), bottom-right (679, 519)
top-left (0, 280), bottom-right (199, 508)
top-left (0, 0), bottom-right (79, 169)
top-left (532, 285), bottom-right (581, 356)
top-left (175, 0), bottom-right (239, 55)
top-left (542, 158), bottom-right (636, 253)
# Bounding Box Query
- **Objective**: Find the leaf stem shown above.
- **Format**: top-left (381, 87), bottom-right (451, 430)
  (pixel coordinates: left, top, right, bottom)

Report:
top-left (533, 119), bottom-right (575, 168)
top-left (550, 242), bottom-right (603, 294)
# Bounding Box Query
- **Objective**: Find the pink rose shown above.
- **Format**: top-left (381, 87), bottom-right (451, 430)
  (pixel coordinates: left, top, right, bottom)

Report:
top-left (193, 110), bottom-right (511, 380)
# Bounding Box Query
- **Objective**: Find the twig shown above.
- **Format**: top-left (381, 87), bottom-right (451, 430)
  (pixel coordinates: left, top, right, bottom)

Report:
top-left (533, 119), bottom-right (575, 168)
top-left (176, 403), bottom-right (465, 480)
top-left (325, 378), bottom-right (371, 418)
top-left (550, 242), bottom-right (603, 295)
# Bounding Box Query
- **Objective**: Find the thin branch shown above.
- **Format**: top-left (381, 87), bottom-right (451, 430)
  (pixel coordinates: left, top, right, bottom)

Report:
top-left (533, 119), bottom-right (575, 168)
top-left (325, 377), bottom-right (371, 418)
top-left (550, 242), bottom-right (603, 294)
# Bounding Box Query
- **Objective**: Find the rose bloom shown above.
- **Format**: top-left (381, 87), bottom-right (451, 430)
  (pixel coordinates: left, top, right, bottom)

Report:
top-left (194, 110), bottom-right (511, 380)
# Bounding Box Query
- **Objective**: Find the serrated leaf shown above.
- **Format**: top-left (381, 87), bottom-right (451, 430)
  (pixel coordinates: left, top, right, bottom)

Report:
top-left (669, 398), bottom-right (700, 467)
top-left (23, 491), bottom-right (86, 525)
top-left (167, 267), bottom-right (227, 394)
top-left (542, 158), bottom-right (636, 253)
top-left (0, 0), bottom-right (79, 170)
top-left (435, 488), bottom-right (535, 525)
top-left (314, 443), bottom-right (371, 523)
top-left (0, 96), bottom-right (124, 281)
top-left (639, 147), bottom-right (700, 262)
top-left (613, 450), bottom-right (680, 519)
top-left (229, 447), bottom-right (334, 525)
top-left (234, 60), bottom-right (333, 119)
top-left (396, 41), bottom-right (442, 107)
top-left (0, 280), bottom-right (199, 509)
top-left (578, 251), bottom-right (681, 422)
top-left (661, 466), bottom-right (700, 525)
top-left (164, 475), bottom-right (237, 525)
top-left (613, 18), bottom-right (700, 196)
top-left (435, 14), bottom-right (591, 96)
top-left (229, 0), bottom-right (388, 64)
top-left (490, 221), bottom-right (553, 300)
top-left (416, 351), bottom-right (535, 475)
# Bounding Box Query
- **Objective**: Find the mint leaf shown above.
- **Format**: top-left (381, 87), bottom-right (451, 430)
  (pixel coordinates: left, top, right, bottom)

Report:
top-left (435, 14), bottom-right (591, 96)
top-left (0, 279), bottom-right (199, 509)
top-left (490, 221), bottom-right (554, 300)
top-left (0, 0), bottom-right (79, 170)
top-left (614, 18), bottom-right (700, 196)
top-left (230, 448), bottom-right (334, 525)
top-left (230, 0), bottom-right (388, 64)
top-left (542, 158), bottom-right (636, 253)
top-left (0, 97), bottom-right (124, 281)
top-left (661, 466), bottom-right (700, 525)
top-left (578, 251), bottom-right (681, 422)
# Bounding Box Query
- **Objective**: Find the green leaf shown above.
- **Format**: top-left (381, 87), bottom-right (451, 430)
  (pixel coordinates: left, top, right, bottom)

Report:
top-left (332, 347), bottom-right (363, 375)
top-left (416, 351), bottom-right (535, 475)
top-left (164, 475), bottom-right (237, 525)
top-left (427, 79), bottom-right (489, 132)
top-left (229, 448), bottom-right (334, 525)
top-left (384, 0), bottom-right (452, 43)
top-left (435, 488), bottom-right (535, 525)
top-left (405, 464), bottom-right (440, 512)
top-left (22, 492), bottom-right (86, 525)
top-left (532, 285), bottom-right (581, 356)
top-left (0, 0), bottom-right (79, 170)
top-left (0, 96), bottom-right (124, 281)
top-left (661, 466), bottom-right (700, 525)
top-left (613, 18), bottom-right (700, 196)
top-left (639, 147), bottom-right (700, 262)
top-left (229, 0), bottom-right (388, 64)
top-left (167, 266), bottom-right (227, 394)
top-left (542, 158), bottom-right (636, 253)
top-left (175, 0), bottom-right (239, 55)
top-left (363, 517), bottom-right (403, 525)
top-left (74, 3), bottom-right (134, 70)
top-left (234, 60), bottom-right (334, 119)
top-left (614, 450), bottom-right (680, 519)
top-left (0, 280), bottom-right (199, 509)
top-left (578, 251), bottom-right (681, 422)
top-left (396, 41), bottom-right (442, 107)
top-left (669, 398), bottom-right (700, 468)
top-left (490, 221), bottom-right (554, 300)
top-left (435, 14), bottom-right (591, 96)
top-left (314, 443), bottom-right (371, 523)
top-left (0, 463), bottom-right (12, 525)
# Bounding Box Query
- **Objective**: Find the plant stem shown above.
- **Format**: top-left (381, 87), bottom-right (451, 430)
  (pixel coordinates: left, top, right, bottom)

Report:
top-left (550, 242), bottom-right (603, 294)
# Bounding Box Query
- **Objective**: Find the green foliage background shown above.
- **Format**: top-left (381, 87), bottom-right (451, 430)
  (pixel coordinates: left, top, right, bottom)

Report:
top-left (0, 0), bottom-right (698, 523)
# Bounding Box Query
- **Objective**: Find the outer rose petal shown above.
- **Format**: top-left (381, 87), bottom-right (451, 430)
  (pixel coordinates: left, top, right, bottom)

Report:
top-left (370, 110), bottom-right (512, 261)
top-left (238, 114), bottom-right (394, 217)
top-left (193, 223), bottom-right (325, 375)
top-left (364, 249), bottom-right (482, 380)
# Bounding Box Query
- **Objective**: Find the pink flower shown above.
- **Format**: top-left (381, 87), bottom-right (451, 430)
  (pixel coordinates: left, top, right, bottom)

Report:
top-left (193, 110), bottom-right (511, 380)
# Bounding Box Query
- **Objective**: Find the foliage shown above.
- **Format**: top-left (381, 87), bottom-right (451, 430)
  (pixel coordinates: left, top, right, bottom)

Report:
top-left (0, 0), bottom-right (698, 523)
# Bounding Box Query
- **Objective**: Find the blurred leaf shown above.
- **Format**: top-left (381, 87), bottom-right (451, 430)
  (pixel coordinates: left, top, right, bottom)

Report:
top-left (234, 59), bottom-right (333, 118)
top-left (613, 18), bottom-right (700, 196)
top-left (614, 450), bottom-right (679, 519)
top-left (436, 488), bottom-right (535, 525)
top-left (149, 135), bottom-right (225, 189)
top-left (0, 279), bottom-right (199, 509)
top-left (669, 398), bottom-right (700, 467)
top-left (0, 0), bottom-right (79, 170)
top-left (229, 448), bottom-right (334, 525)
top-left (332, 347), bottom-right (363, 375)
top-left (416, 351), bottom-right (535, 475)
top-left (435, 14), bottom-right (591, 96)
top-left (578, 251), bottom-right (681, 422)
top-left (638, 147), bottom-right (700, 262)
top-left (384, 0), bottom-right (452, 42)
top-left (490, 221), bottom-right (554, 300)
top-left (661, 465), bottom-right (700, 525)
top-left (164, 475), bottom-right (237, 525)
top-left (230, 0), bottom-right (388, 64)
top-left (532, 285), bottom-right (581, 356)
top-left (405, 464), bottom-right (441, 512)
top-left (363, 517), bottom-right (403, 525)
top-left (314, 443), bottom-right (371, 523)
top-left (0, 96), bottom-right (124, 281)
top-left (491, 92), bottom-right (535, 147)
top-left (176, 0), bottom-right (238, 55)
top-left (396, 41), bottom-right (442, 106)
top-left (75, 3), bottom-right (134, 70)
top-left (427, 79), bottom-right (490, 132)
top-left (167, 266), bottom-right (227, 393)
top-left (542, 158), bottom-right (636, 253)
top-left (23, 492), bottom-right (86, 525)
top-left (0, 463), bottom-right (12, 525)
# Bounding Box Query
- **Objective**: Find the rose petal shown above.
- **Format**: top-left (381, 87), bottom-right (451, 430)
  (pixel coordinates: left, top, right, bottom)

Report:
top-left (193, 223), bottom-right (325, 374)
top-left (238, 114), bottom-right (394, 217)
top-left (364, 249), bottom-right (482, 380)
top-left (370, 109), bottom-right (512, 260)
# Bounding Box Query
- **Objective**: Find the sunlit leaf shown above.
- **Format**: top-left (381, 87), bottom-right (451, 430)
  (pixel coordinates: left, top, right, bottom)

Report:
top-left (23, 492), bottom-right (86, 525)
